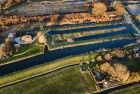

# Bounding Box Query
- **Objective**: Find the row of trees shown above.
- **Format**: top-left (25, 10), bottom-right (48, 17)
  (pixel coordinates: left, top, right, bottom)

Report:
top-left (1, 0), bottom-right (25, 9)
top-left (0, 15), bottom-right (48, 26)
top-left (92, 1), bottom-right (125, 17)
top-left (0, 38), bottom-right (13, 59)
top-left (0, 1), bottom-right (126, 26)
top-left (100, 62), bottom-right (130, 82)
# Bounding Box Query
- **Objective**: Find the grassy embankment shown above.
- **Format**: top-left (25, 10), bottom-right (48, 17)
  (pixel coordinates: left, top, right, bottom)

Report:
top-left (0, 52), bottom-right (97, 87)
top-left (61, 27), bottom-right (126, 39)
top-left (0, 43), bottom-right (45, 66)
top-left (47, 27), bottom-right (134, 50)
top-left (135, 15), bottom-right (140, 21)
top-left (109, 84), bottom-right (140, 94)
top-left (0, 65), bottom-right (97, 94)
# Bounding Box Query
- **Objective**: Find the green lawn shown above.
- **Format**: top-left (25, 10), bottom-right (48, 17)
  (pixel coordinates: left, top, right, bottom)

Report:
top-left (109, 84), bottom-right (140, 94)
top-left (0, 43), bottom-right (44, 66)
top-left (0, 66), bottom-right (97, 94)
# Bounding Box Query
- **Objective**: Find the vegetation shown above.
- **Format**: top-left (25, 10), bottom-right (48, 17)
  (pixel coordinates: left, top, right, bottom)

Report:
top-left (0, 52), bottom-right (97, 86)
top-left (93, 46), bottom-right (140, 83)
top-left (92, 2), bottom-right (107, 17)
top-left (113, 1), bottom-right (125, 16)
top-left (0, 43), bottom-right (44, 66)
top-left (100, 62), bottom-right (130, 82)
top-left (122, 60), bottom-right (140, 83)
top-left (56, 27), bottom-right (126, 39)
top-left (0, 38), bottom-right (13, 59)
top-left (100, 60), bottom-right (140, 83)
top-left (1, 0), bottom-right (25, 9)
top-left (0, 65), bottom-right (97, 94)
top-left (0, 15), bottom-right (46, 26)
top-left (109, 84), bottom-right (140, 94)
top-left (135, 15), bottom-right (140, 22)
top-left (47, 34), bottom-right (133, 50)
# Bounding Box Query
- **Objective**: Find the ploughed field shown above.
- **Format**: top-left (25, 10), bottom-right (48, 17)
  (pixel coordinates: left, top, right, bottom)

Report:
top-left (0, 23), bottom-right (136, 76)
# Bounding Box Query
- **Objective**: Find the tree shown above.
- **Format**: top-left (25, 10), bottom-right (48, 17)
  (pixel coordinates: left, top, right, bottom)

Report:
top-left (100, 62), bottom-right (130, 82)
top-left (58, 34), bottom-right (64, 40)
top-left (1, 0), bottom-right (25, 9)
top-left (0, 44), bottom-right (6, 59)
top-left (36, 31), bottom-right (46, 44)
top-left (4, 38), bottom-right (13, 55)
top-left (92, 2), bottom-right (107, 17)
top-left (113, 1), bottom-right (125, 16)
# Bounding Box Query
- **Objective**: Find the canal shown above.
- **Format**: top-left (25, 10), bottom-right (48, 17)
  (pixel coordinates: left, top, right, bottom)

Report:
top-left (47, 24), bottom-right (132, 35)
top-left (0, 39), bottom-right (136, 76)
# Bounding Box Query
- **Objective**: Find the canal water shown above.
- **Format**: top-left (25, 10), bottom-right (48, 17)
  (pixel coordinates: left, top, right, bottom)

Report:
top-left (73, 28), bottom-right (133, 41)
top-left (0, 39), bottom-right (136, 76)
top-left (48, 24), bottom-right (132, 35)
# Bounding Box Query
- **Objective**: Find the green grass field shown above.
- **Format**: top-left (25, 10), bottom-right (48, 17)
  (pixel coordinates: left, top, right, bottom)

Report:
top-left (0, 43), bottom-right (44, 66)
top-left (109, 84), bottom-right (140, 94)
top-left (0, 66), bottom-right (97, 94)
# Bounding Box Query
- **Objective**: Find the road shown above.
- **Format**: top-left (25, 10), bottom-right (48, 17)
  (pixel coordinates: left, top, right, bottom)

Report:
top-left (124, 6), bottom-right (140, 34)
top-left (95, 81), bottom-right (140, 94)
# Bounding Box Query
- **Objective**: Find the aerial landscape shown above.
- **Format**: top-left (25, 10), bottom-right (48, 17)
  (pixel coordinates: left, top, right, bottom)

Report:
top-left (0, 0), bottom-right (140, 94)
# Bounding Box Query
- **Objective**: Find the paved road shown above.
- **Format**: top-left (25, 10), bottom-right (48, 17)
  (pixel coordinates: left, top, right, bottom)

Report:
top-left (124, 6), bottom-right (140, 34)
top-left (95, 81), bottom-right (140, 94)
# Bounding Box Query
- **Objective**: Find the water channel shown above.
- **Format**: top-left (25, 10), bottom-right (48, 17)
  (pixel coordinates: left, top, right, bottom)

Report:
top-left (0, 39), bottom-right (136, 76)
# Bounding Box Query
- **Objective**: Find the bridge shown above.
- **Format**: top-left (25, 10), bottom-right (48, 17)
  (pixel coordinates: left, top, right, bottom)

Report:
top-left (14, 32), bottom-right (45, 44)
top-left (14, 36), bottom-right (37, 45)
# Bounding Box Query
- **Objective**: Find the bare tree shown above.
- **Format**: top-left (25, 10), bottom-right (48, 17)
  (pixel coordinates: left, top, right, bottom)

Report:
top-left (92, 2), bottom-right (107, 17)
top-left (113, 1), bottom-right (125, 16)
top-left (100, 62), bottom-right (130, 82)
top-left (4, 38), bottom-right (13, 55)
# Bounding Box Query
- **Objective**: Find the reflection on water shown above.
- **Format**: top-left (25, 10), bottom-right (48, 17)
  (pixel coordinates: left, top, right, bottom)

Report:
top-left (127, 4), bottom-right (140, 15)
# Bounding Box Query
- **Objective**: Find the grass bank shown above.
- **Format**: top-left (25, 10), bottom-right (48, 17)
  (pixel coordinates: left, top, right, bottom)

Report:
top-left (109, 84), bottom-right (140, 94)
top-left (0, 43), bottom-right (45, 66)
top-left (47, 34), bottom-right (133, 51)
top-left (0, 52), bottom-right (97, 87)
top-left (0, 65), bottom-right (97, 94)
